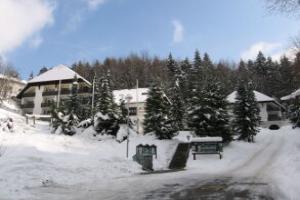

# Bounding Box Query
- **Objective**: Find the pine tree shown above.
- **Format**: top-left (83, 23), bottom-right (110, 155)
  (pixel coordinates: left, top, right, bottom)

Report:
top-left (279, 56), bottom-right (295, 96)
top-left (166, 53), bottom-right (178, 76)
top-left (169, 80), bottom-right (185, 131)
top-left (194, 50), bottom-right (202, 70)
top-left (202, 52), bottom-right (213, 69)
top-left (289, 99), bottom-right (300, 128)
top-left (232, 82), bottom-right (261, 142)
top-left (93, 70), bottom-right (119, 135)
top-left (165, 54), bottom-right (185, 130)
top-left (51, 76), bottom-right (80, 135)
top-left (254, 51), bottom-right (267, 75)
top-left (264, 57), bottom-right (281, 97)
top-left (180, 58), bottom-right (192, 103)
top-left (66, 75), bottom-right (79, 114)
top-left (95, 71), bottom-right (116, 115)
top-left (188, 50), bottom-right (203, 98)
top-left (253, 51), bottom-right (267, 92)
top-left (144, 84), bottom-right (174, 139)
top-left (187, 80), bottom-right (231, 141)
top-left (238, 60), bottom-right (249, 81)
top-left (119, 99), bottom-right (128, 124)
top-left (28, 71), bottom-right (34, 80)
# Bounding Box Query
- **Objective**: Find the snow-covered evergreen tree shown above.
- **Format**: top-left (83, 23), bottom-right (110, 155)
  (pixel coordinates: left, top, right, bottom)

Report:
top-left (144, 84), bottom-right (175, 139)
top-left (187, 80), bottom-right (231, 141)
top-left (165, 54), bottom-right (186, 130)
top-left (93, 71), bottom-right (120, 135)
top-left (232, 82), bottom-right (261, 142)
top-left (66, 75), bottom-right (79, 114)
top-left (51, 76), bottom-right (80, 135)
top-left (119, 99), bottom-right (128, 124)
top-left (289, 99), bottom-right (300, 128)
top-left (95, 72), bottom-right (116, 115)
top-left (169, 79), bottom-right (185, 131)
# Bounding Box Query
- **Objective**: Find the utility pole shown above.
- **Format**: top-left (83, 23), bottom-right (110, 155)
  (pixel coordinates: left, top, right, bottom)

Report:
top-left (136, 79), bottom-right (139, 134)
top-left (57, 79), bottom-right (62, 108)
top-left (125, 94), bottom-right (132, 158)
top-left (91, 75), bottom-right (95, 117)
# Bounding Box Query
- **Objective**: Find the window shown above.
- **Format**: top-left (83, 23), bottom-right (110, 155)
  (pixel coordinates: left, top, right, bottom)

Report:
top-left (129, 107), bottom-right (137, 116)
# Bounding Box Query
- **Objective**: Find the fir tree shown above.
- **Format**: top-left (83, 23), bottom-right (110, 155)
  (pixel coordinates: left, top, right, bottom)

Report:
top-left (169, 79), bottom-right (185, 131)
top-left (119, 99), bottom-right (128, 124)
top-left (93, 70), bottom-right (119, 135)
top-left (180, 58), bottom-right (192, 103)
top-left (50, 76), bottom-right (80, 135)
top-left (187, 80), bottom-right (231, 141)
top-left (194, 50), bottom-right (202, 69)
top-left (66, 75), bottom-right (79, 114)
top-left (144, 84), bottom-right (174, 139)
top-left (95, 71), bottom-right (116, 115)
top-left (166, 53), bottom-right (178, 76)
top-left (232, 82), bottom-right (261, 142)
top-left (202, 52), bottom-right (213, 69)
top-left (28, 71), bottom-right (34, 80)
top-left (289, 99), bottom-right (300, 128)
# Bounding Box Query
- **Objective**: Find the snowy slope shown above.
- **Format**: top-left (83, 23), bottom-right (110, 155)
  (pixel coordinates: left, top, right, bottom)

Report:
top-left (0, 108), bottom-right (180, 199)
top-left (1, 107), bottom-right (300, 199)
top-left (0, 108), bottom-right (143, 199)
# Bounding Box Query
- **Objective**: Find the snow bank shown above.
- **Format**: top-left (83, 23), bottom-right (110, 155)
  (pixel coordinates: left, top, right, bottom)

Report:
top-left (0, 108), bottom-right (143, 199)
top-left (267, 126), bottom-right (300, 199)
top-left (186, 128), bottom-right (277, 174)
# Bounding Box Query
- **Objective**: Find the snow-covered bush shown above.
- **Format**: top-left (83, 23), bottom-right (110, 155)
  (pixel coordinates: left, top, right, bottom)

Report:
top-left (0, 117), bottom-right (14, 132)
top-left (78, 118), bottom-right (93, 129)
top-left (289, 101), bottom-right (300, 128)
top-left (52, 111), bottom-right (79, 136)
top-left (93, 112), bottom-right (120, 136)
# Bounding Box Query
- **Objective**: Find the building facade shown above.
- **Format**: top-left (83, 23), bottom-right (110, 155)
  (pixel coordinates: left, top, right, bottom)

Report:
top-left (113, 88), bottom-right (149, 134)
top-left (227, 90), bottom-right (287, 128)
top-left (17, 65), bottom-right (91, 115)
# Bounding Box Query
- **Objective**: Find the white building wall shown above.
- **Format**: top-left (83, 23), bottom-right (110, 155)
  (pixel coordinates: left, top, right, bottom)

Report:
top-left (259, 103), bottom-right (268, 122)
top-left (33, 86), bottom-right (44, 115)
top-left (127, 102), bottom-right (146, 134)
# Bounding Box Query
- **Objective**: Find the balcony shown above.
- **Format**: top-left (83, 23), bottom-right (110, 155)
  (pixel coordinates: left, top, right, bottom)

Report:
top-left (78, 87), bottom-right (91, 94)
top-left (23, 92), bottom-right (35, 97)
top-left (42, 87), bottom-right (91, 96)
top-left (268, 114), bottom-right (282, 121)
top-left (41, 102), bottom-right (52, 108)
top-left (42, 88), bottom-right (71, 96)
top-left (21, 102), bottom-right (34, 109)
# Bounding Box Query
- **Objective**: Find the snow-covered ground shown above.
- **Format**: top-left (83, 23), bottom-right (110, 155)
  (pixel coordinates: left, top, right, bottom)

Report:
top-left (0, 108), bottom-right (299, 199)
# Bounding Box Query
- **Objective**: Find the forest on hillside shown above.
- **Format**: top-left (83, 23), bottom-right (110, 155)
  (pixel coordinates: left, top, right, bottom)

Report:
top-left (69, 50), bottom-right (300, 99)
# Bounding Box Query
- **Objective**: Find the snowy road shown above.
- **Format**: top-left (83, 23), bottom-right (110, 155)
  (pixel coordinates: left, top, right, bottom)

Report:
top-left (29, 130), bottom-right (288, 200)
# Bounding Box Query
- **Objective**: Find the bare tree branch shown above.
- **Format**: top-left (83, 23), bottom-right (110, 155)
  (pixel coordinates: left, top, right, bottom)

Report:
top-left (266, 0), bottom-right (300, 15)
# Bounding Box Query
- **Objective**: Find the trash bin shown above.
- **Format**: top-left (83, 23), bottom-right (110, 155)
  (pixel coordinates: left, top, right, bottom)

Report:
top-left (133, 144), bottom-right (156, 171)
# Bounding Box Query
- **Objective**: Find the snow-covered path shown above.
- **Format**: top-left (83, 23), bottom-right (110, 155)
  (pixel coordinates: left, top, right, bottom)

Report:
top-left (28, 128), bottom-right (293, 200)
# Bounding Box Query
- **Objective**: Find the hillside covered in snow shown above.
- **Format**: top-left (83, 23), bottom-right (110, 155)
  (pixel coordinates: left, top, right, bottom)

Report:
top-left (0, 108), bottom-right (299, 199)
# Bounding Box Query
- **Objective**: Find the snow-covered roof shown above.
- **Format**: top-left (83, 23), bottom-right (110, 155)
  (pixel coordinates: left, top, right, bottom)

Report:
top-left (192, 137), bottom-right (223, 142)
top-left (281, 89), bottom-right (300, 101)
top-left (227, 90), bottom-right (274, 103)
top-left (28, 64), bottom-right (91, 85)
top-left (113, 88), bottom-right (149, 104)
top-left (0, 74), bottom-right (26, 85)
